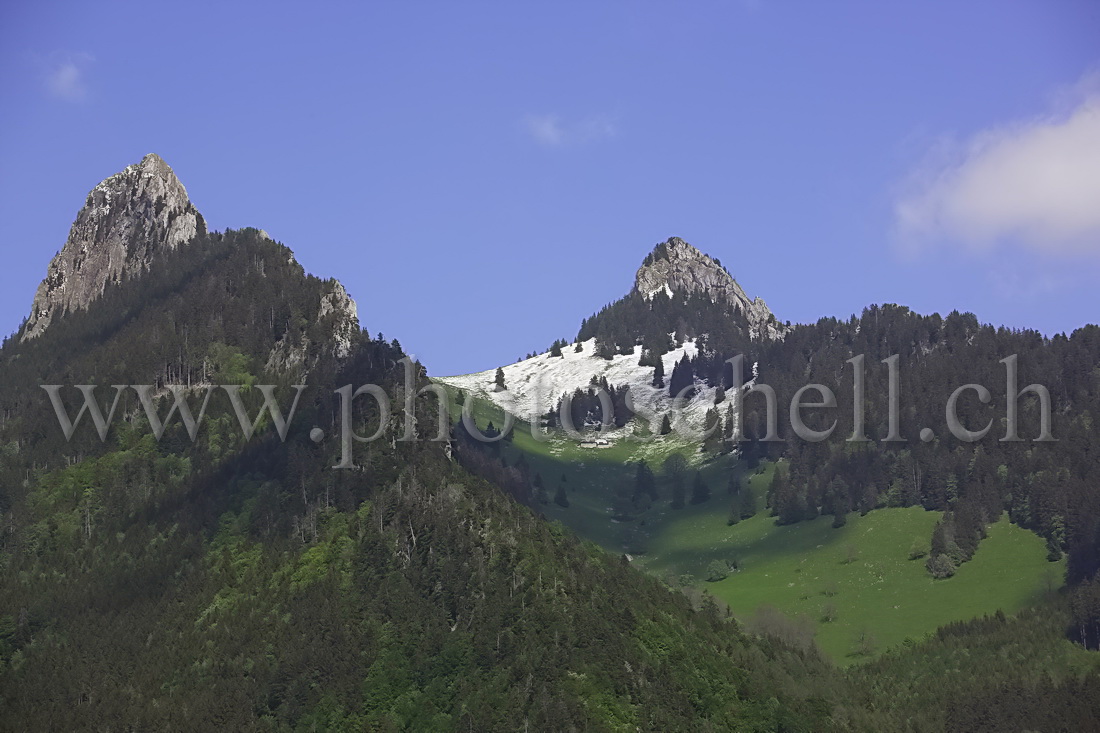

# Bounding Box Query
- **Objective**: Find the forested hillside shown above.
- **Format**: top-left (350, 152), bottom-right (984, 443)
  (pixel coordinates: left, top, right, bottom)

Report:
top-left (0, 227), bottom-right (866, 730)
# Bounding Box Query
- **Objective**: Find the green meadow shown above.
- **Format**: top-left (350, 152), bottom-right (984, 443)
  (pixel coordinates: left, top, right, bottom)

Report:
top-left (639, 503), bottom-right (1061, 663)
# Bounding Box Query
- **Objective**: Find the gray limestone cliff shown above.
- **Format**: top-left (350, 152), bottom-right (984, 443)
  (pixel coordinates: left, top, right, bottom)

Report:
top-left (266, 279), bottom-right (360, 373)
top-left (318, 280), bottom-right (359, 359)
top-left (21, 153), bottom-right (205, 340)
top-left (633, 237), bottom-right (785, 339)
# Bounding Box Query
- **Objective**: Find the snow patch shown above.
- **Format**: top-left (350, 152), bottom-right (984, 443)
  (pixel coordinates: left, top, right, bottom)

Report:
top-left (643, 282), bottom-right (674, 300)
top-left (435, 338), bottom-right (731, 441)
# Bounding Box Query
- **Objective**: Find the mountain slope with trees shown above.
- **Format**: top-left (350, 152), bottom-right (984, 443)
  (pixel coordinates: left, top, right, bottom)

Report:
top-left (1, 157), bottom-right (1097, 729)
top-left (568, 243), bottom-right (1100, 648)
top-left (0, 158), bottom-right (866, 730)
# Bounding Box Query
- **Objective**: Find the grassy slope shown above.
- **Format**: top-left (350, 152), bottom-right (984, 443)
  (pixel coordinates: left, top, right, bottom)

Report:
top-left (641, 502), bottom-right (1062, 663)
top-left (440, 388), bottom-right (1064, 664)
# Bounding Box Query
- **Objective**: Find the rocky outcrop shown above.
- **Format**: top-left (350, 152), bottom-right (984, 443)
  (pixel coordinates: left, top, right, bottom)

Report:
top-left (21, 153), bottom-right (205, 340)
top-left (633, 237), bottom-right (785, 339)
top-left (319, 280), bottom-right (359, 359)
top-left (265, 280), bottom-right (360, 374)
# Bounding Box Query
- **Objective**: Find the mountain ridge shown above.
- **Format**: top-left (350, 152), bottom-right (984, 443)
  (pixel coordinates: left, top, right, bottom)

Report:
top-left (436, 237), bottom-right (777, 431)
top-left (0, 156), bottom-right (853, 731)
top-left (634, 236), bottom-right (785, 340)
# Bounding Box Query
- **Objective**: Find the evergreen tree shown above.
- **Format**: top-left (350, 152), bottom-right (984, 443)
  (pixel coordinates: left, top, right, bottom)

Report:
top-left (1070, 579), bottom-right (1100, 650)
top-left (727, 498), bottom-right (742, 526)
top-left (652, 357), bottom-right (665, 388)
top-left (659, 414), bottom-right (672, 435)
top-left (664, 453), bottom-right (688, 510)
top-left (1047, 515), bottom-right (1066, 561)
top-left (703, 410), bottom-right (724, 454)
top-left (771, 466), bottom-right (806, 525)
top-left (494, 366), bottom-right (506, 391)
top-left (690, 471), bottom-right (711, 504)
top-left (739, 487), bottom-right (758, 519)
top-left (554, 482), bottom-right (569, 508)
top-left (635, 461), bottom-right (658, 501)
top-left (828, 477), bottom-right (850, 528)
top-left (668, 355), bottom-right (695, 399)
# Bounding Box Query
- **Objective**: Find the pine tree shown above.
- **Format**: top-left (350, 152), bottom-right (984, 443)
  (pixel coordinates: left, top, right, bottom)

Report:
top-left (635, 461), bottom-right (658, 501)
top-left (554, 482), bottom-right (569, 508)
top-left (690, 471), bottom-right (711, 505)
top-left (652, 357), bottom-right (665, 388)
top-left (1047, 515), bottom-right (1067, 561)
top-left (550, 340), bottom-right (563, 357)
top-left (668, 355), bottom-right (695, 399)
top-left (494, 367), bottom-right (506, 391)
top-left (703, 410), bottom-right (723, 453)
top-left (828, 477), bottom-right (850, 528)
top-left (930, 518), bottom-right (949, 557)
top-left (664, 453), bottom-right (688, 510)
top-left (727, 498), bottom-right (741, 525)
top-left (770, 466), bottom-right (805, 525)
top-left (739, 487), bottom-right (757, 519)
top-left (674, 320), bottom-right (687, 344)
top-left (659, 414), bottom-right (672, 435)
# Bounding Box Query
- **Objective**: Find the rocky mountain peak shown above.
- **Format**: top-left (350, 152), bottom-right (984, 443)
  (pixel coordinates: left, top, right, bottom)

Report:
top-left (633, 237), bottom-right (785, 339)
top-left (20, 153), bottom-right (205, 340)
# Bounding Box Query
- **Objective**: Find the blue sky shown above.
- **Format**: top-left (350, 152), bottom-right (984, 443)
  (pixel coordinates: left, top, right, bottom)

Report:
top-left (2, 1), bottom-right (1099, 375)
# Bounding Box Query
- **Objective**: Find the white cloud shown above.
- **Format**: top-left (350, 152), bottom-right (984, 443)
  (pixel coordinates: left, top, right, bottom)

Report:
top-left (896, 80), bottom-right (1100, 254)
top-left (523, 113), bottom-right (615, 147)
top-left (45, 54), bottom-right (92, 102)
top-left (525, 114), bottom-right (565, 146)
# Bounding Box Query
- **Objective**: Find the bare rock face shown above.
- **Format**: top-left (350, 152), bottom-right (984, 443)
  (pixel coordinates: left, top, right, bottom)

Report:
top-left (633, 237), bottom-right (785, 339)
top-left (318, 280), bottom-right (360, 359)
top-left (266, 279), bottom-right (361, 373)
top-left (21, 153), bottom-right (205, 340)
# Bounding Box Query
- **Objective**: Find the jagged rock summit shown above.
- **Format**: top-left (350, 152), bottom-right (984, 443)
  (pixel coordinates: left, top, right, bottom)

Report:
top-left (21, 153), bottom-right (205, 341)
top-left (634, 236), bottom-right (784, 339)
